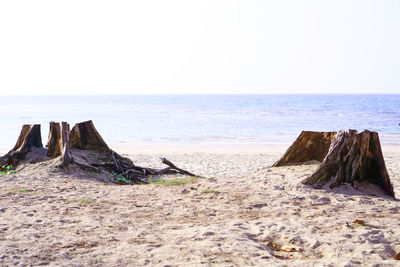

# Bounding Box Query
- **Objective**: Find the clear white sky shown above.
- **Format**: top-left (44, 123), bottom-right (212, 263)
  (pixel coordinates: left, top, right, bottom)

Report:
top-left (0, 0), bottom-right (399, 95)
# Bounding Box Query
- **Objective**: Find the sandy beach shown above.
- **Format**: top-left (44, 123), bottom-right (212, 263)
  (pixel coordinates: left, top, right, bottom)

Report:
top-left (1, 144), bottom-right (400, 266)
top-left (2, 0), bottom-right (399, 265)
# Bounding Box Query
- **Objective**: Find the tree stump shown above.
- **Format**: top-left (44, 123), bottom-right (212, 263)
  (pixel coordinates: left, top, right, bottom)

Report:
top-left (47, 122), bottom-right (73, 166)
top-left (273, 131), bottom-right (337, 167)
top-left (67, 121), bottom-right (199, 183)
top-left (0, 124), bottom-right (43, 167)
top-left (302, 130), bottom-right (395, 198)
top-left (69, 120), bottom-right (109, 151)
top-left (0, 120), bottom-right (200, 184)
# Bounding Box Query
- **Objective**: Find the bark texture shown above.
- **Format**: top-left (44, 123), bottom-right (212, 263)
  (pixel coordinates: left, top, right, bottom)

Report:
top-left (1, 121), bottom-right (200, 184)
top-left (69, 120), bottom-right (109, 151)
top-left (47, 122), bottom-right (73, 166)
top-left (66, 121), bottom-right (199, 183)
top-left (0, 124), bottom-right (43, 167)
top-left (273, 131), bottom-right (337, 167)
top-left (302, 130), bottom-right (395, 198)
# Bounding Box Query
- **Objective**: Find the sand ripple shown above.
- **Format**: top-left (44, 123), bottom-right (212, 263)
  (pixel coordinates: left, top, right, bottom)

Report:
top-left (0, 147), bottom-right (399, 266)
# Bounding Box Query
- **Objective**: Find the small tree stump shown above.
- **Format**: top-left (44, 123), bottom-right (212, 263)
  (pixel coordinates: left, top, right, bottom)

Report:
top-left (47, 122), bottom-right (73, 166)
top-left (302, 130), bottom-right (395, 198)
top-left (47, 122), bottom-right (68, 157)
top-left (0, 124), bottom-right (43, 167)
top-left (273, 131), bottom-right (337, 167)
top-left (69, 120), bottom-right (109, 151)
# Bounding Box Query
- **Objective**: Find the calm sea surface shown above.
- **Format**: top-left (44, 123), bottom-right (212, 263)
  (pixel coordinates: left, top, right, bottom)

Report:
top-left (0, 94), bottom-right (399, 149)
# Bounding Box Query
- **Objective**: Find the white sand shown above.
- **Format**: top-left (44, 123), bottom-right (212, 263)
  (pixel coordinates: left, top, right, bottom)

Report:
top-left (0, 144), bottom-right (399, 266)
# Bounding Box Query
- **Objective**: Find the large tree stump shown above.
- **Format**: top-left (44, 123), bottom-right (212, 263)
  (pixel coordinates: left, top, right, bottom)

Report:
top-left (302, 130), bottom-right (395, 198)
top-left (0, 124), bottom-right (43, 167)
top-left (69, 120), bottom-right (109, 151)
top-left (273, 131), bottom-right (337, 167)
top-left (47, 122), bottom-right (73, 166)
top-left (67, 120), bottom-right (199, 183)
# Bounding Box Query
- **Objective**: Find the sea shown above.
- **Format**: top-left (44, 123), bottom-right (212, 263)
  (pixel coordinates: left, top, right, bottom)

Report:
top-left (0, 94), bottom-right (399, 150)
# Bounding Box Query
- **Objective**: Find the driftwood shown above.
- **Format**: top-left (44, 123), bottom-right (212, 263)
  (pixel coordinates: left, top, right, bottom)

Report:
top-left (0, 120), bottom-right (200, 184)
top-left (160, 158), bottom-right (197, 177)
top-left (302, 130), bottom-right (395, 198)
top-left (273, 131), bottom-right (337, 166)
top-left (0, 124), bottom-right (43, 167)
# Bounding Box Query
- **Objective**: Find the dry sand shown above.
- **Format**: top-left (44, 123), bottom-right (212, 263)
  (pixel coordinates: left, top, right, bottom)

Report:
top-left (0, 144), bottom-right (400, 266)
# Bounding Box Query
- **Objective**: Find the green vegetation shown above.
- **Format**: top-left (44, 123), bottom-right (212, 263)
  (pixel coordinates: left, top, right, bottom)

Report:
top-left (150, 176), bottom-right (198, 186)
top-left (109, 172), bottom-right (134, 184)
top-left (0, 165), bottom-right (17, 175)
top-left (77, 198), bottom-right (94, 206)
top-left (208, 177), bottom-right (217, 182)
top-left (8, 188), bottom-right (31, 194)
top-left (93, 257), bottom-right (106, 264)
top-left (202, 189), bottom-right (221, 195)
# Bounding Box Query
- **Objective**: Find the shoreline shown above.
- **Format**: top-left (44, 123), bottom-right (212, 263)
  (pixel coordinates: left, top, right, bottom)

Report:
top-left (109, 143), bottom-right (289, 155)
top-left (1, 143), bottom-right (399, 156)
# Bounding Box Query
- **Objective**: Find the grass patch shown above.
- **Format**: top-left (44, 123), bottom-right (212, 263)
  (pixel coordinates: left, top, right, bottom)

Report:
top-left (109, 172), bottom-right (134, 184)
top-left (93, 257), bottom-right (106, 264)
top-left (208, 177), bottom-right (217, 182)
top-left (0, 165), bottom-right (17, 175)
top-left (8, 188), bottom-right (31, 194)
top-left (202, 189), bottom-right (221, 195)
top-left (77, 198), bottom-right (94, 206)
top-left (150, 176), bottom-right (198, 186)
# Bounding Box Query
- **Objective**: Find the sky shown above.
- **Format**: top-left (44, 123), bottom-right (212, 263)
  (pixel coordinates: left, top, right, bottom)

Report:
top-left (0, 0), bottom-right (399, 95)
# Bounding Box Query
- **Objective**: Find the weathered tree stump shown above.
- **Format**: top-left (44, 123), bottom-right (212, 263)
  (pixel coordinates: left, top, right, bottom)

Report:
top-left (67, 121), bottom-right (199, 183)
top-left (69, 120), bottom-right (109, 151)
top-left (47, 122), bottom-right (73, 166)
top-left (0, 120), bottom-right (200, 184)
top-left (273, 131), bottom-right (337, 166)
top-left (0, 124), bottom-right (43, 167)
top-left (67, 120), bottom-right (138, 175)
top-left (302, 130), bottom-right (395, 198)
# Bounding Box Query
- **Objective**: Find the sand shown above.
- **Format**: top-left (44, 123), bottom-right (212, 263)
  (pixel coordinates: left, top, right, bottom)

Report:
top-left (1, 144), bottom-right (400, 266)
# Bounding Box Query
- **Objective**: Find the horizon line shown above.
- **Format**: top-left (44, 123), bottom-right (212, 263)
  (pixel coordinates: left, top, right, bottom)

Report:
top-left (1, 92), bottom-right (399, 96)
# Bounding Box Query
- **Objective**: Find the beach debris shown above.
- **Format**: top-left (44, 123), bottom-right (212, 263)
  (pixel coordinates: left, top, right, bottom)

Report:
top-left (273, 131), bottom-right (337, 166)
top-left (159, 157), bottom-right (197, 177)
top-left (0, 120), bottom-right (200, 184)
top-left (353, 219), bottom-right (365, 226)
top-left (0, 124), bottom-right (43, 167)
top-left (181, 188), bottom-right (189, 194)
top-left (345, 222), bottom-right (353, 228)
top-left (394, 251), bottom-right (400, 260)
top-left (302, 130), bottom-right (395, 198)
top-left (281, 247), bottom-right (299, 252)
top-left (266, 241), bottom-right (281, 251)
top-left (266, 241), bottom-right (300, 260)
top-left (311, 240), bottom-right (321, 249)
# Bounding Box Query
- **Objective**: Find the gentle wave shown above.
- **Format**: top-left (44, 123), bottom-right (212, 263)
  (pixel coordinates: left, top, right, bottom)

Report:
top-left (0, 94), bottom-right (399, 149)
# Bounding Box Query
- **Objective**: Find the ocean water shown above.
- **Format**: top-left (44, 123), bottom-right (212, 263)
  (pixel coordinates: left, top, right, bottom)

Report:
top-left (0, 94), bottom-right (399, 149)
